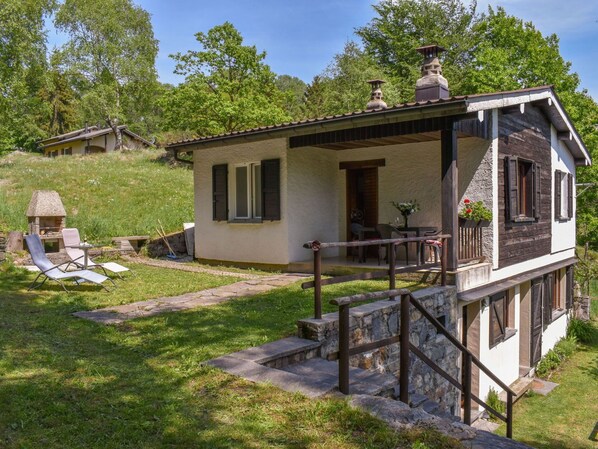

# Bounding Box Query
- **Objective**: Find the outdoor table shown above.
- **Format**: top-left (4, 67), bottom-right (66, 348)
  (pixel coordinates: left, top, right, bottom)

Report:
top-left (391, 226), bottom-right (438, 265)
top-left (66, 242), bottom-right (96, 269)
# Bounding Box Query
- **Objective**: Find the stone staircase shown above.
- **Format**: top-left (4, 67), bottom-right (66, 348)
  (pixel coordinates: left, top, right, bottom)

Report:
top-left (206, 336), bottom-right (534, 448)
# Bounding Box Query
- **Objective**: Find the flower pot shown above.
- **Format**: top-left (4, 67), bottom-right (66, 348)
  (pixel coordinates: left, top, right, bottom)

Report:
top-left (459, 217), bottom-right (478, 228)
top-left (478, 220), bottom-right (491, 228)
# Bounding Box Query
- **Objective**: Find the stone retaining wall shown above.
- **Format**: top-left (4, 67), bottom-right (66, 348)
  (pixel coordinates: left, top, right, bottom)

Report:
top-left (297, 286), bottom-right (460, 414)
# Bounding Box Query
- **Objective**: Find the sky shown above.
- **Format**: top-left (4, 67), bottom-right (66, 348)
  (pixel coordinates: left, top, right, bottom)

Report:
top-left (46, 0), bottom-right (598, 99)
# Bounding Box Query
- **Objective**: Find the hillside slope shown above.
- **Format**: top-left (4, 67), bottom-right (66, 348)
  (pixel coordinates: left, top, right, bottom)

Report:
top-left (0, 150), bottom-right (194, 243)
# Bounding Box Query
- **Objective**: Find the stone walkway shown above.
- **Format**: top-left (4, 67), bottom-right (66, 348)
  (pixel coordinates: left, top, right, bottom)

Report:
top-left (73, 273), bottom-right (308, 324)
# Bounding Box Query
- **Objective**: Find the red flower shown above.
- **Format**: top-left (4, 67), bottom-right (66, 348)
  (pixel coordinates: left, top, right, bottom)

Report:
top-left (464, 199), bottom-right (471, 204)
top-left (466, 208), bottom-right (472, 214)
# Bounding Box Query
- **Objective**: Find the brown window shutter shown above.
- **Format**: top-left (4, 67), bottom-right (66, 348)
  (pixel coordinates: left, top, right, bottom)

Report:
top-left (212, 164), bottom-right (228, 221)
top-left (567, 173), bottom-right (573, 219)
top-left (261, 158), bottom-right (281, 221)
top-left (565, 265), bottom-right (574, 309)
top-left (505, 157), bottom-right (519, 221)
top-left (554, 170), bottom-right (562, 220)
top-left (533, 162), bottom-right (541, 220)
top-left (489, 293), bottom-right (506, 346)
top-left (543, 273), bottom-right (553, 329)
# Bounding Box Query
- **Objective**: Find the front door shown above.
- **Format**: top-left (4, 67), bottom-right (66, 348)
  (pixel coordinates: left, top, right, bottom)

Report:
top-left (530, 278), bottom-right (543, 366)
top-left (346, 167), bottom-right (378, 233)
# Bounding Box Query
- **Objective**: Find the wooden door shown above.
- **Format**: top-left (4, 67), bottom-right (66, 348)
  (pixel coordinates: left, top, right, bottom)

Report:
top-left (530, 278), bottom-right (543, 366)
top-left (346, 167), bottom-right (378, 256)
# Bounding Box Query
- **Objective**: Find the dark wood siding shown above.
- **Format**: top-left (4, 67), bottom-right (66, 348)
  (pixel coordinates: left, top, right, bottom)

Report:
top-left (212, 164), bottom-right (228, 221)
top-left (498, 107), bottom-right (552, 268)
top-left (261, 158), bottom-right (281, 221)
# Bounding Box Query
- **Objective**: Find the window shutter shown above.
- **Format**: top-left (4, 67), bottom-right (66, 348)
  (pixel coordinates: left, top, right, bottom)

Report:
top-left (554, 170), bottom-right (562, 220)
top-left (212, 164), bottom-right (228, 221)
top-left (261, 158), bottom-right (281, 221)
top-left (566, 266), bottom-right (574, 309)
top-left (543, 273), bottom-right (552, 329)
top-left (489, 293), bottom-right (506, 346)
top-left (533, 162), bottom-right (541, 220)
top-left (567, 173), bottom-right (573, 219)
top-left (505, 157), bottom-right (519, 221)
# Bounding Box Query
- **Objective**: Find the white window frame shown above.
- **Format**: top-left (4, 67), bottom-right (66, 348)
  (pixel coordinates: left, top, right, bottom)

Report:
top-left (232, 162), bottom-right (262, 220)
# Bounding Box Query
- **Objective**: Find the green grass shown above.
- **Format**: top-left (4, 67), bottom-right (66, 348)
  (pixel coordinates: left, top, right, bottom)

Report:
top-left (0, 150), bottom-right (193, 243)
top-left (496, 315), bottom-right (598, 448)
top-left (0, 262), bottom-right (461, 449)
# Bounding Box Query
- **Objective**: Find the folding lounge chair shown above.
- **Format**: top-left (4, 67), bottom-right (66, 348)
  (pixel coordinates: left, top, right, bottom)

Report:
top-left (62, 228), bottom-right (131, 279)
top-left (24, 234), bottom-right (110, 292)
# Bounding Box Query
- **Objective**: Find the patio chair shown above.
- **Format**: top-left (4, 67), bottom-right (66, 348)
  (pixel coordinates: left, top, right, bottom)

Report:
top-left (62, 228), bottom-right (131, 279)
top-left (24, 234), bottom-right (110, 292)
top-left (376, 224), bottom-right (410, 265)
top-left (350, 222), bottom-right (380, 263)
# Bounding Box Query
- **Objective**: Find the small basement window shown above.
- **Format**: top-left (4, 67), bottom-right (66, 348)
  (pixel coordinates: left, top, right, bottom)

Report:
top-left (489, 290), bottom-right (515, 348)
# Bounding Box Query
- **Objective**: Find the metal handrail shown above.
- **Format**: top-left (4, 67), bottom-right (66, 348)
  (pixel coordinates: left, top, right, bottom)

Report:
top-left (329, 289), bottom-right (515, 439)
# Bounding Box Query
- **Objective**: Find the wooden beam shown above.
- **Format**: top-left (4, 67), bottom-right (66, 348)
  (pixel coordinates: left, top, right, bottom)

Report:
top-left (441, 124), bottom-right (459, 271)
top-left (339, 159), bottom-right (386, 170)
top-left (558, 131), bottom-right (572, 141)
top-left (501, 104), bottom-right (525, 115)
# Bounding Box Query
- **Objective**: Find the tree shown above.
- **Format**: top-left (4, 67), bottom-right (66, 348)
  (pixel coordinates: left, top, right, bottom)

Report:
top-left (162, 22), bottom-right (290, 136)
top-left (356, 0), bottom-right (480, 101)
top-left (0, 0), bottom-right (55, 152)
top-left (275, 75), bottom-right (307, 120)
top-left (55, 0), bottom-right (159, 147)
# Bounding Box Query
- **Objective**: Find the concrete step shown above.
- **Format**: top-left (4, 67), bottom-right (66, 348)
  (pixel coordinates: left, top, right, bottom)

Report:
top-left (500, 376), bottom-right (534, 403)
top-left (227, 336), bottom-right (321, 369)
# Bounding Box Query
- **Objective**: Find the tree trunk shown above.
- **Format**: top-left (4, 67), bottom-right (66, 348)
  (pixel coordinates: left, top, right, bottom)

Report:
top-left (106, 117), bottom-right (123, 150)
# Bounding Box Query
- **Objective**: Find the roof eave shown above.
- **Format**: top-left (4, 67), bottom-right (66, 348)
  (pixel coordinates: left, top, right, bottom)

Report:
top-left (167, 100), bottom-right (470, 153)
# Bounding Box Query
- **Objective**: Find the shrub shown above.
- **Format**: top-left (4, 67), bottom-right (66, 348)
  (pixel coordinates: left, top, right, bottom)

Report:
top-left (567, 318), bottom-right (595, 344)
top-left (485, 387), bottom-right (506, 422)
top-left (535, 336), bottom-right (578, 378)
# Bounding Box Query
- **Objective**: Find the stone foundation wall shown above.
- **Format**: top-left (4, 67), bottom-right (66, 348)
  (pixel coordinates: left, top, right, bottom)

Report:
top-left (297, 286), bottom-right (460, 414)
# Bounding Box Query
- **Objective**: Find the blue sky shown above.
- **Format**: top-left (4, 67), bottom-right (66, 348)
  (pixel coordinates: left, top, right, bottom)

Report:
top-left (46, 0), bottom-right (598, 99)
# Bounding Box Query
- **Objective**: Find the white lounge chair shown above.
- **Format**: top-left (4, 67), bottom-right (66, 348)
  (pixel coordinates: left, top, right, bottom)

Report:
top-left (62, 228), bottom-right (131, 279)
top-left (24, 234), bottom-right (110, 292)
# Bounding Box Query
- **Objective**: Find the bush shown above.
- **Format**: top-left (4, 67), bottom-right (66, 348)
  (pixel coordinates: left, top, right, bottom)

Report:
top-left (535, 336), bottom-right (578, 378)
top-left (485, 387), bottom-right (506, 422)
top-left (567, 318), bottom-right (594, 344)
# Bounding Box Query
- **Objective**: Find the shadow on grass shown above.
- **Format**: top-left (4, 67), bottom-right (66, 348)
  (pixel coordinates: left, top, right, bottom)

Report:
top-left (0, 266), bottom-right (415, 448)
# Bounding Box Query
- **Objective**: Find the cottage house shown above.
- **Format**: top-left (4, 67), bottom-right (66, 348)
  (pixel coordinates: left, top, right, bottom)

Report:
top-left (166, 46), bottom-right (591, 408)
top-left (40, 125), bottom-right (152, 157)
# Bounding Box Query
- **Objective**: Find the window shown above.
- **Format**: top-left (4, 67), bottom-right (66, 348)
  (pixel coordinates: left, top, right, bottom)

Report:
top-left (554, 170), bottom-right (573, 220)
top-left (234, 163), bottom-right (262, 219)
top-left (489, 290), bottom-right (515, 347)
top-left (212, 159), bottom-right (280, 222)
top-left (505, 156), bottom-right (540, 222)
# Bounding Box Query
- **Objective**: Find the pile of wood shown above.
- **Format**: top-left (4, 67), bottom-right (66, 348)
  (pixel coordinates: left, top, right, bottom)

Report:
top-left (0, 233), bottom-right (6, 261)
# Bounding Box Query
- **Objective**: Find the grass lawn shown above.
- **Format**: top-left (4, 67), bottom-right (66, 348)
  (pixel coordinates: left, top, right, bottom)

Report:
top-left (0, 150), bottom-right (193, 242)
top-left (0, 262), bottom-right (461, 449)
top-left (497, 298), bottom-right (598, 449)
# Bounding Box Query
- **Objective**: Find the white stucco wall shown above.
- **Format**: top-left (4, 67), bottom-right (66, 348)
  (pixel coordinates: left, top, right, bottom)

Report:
top-left (287, 147), bottom-right (340, 262)
top-left (193, 138), bottom-right (290, 265)
top-left (551, 125), bottom-right (577, 254)
top-left (477, 286), bottom-right (521, 400)
top-left (541, 312), bottom-right (569, 357)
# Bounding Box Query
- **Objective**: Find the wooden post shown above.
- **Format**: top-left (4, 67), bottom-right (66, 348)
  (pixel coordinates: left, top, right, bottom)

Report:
top-left (314, 249), bottom-right (322, 319)
top-left (506, 391), bottom-right (513, 438)
top-left (441, 125), bottom-right (458, 272)
top-left (389, 243), bottom-right (396, 300)
top-left (463, 352), bottom-right (472, 425)
top-left (399, 293), bottom-right (410, 404)
top-left (338, 302), bottom-right (350, 394)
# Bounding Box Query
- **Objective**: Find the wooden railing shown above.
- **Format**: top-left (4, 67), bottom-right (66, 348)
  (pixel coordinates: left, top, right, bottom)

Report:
top-left (458, 224), bottom-right (484, 263)
top-left (330, 289), bottom-right (516, 439)
top-left (302, 234), bottom-right (451, 319)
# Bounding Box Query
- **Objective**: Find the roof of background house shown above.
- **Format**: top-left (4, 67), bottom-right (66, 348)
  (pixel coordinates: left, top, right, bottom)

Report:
top-left (41, 125), bottom-right (153, 150)
top-left (166, 85), bottom-right (591, 166)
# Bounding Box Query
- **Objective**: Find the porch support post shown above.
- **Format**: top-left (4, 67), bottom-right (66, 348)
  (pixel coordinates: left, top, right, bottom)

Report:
top-left (441, 123), bottom-right (458, 272)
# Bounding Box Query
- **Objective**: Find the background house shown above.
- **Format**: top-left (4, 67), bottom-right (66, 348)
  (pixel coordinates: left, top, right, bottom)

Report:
top-left (167, 46), bottom-right (591, 410)
top-left (40, 125), bottom-right (152, 157)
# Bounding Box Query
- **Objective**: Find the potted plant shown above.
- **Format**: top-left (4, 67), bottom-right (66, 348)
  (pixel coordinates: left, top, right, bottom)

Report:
top-left (391, 200), bottom-right (419, 228)
top-left (459, 199), bottom-right (492, 228)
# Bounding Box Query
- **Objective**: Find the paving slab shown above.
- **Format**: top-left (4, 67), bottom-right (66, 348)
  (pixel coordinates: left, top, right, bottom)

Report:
top-left (73, 273), bottom-right (308, 324)
top-left (531, 378), bottom-right (559, 396)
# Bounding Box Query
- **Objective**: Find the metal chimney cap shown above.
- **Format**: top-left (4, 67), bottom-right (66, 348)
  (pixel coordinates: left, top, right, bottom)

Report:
top-left (416, 45), bottom-right (446, 58)
top-left (366, 79), bottom-right (387, 110)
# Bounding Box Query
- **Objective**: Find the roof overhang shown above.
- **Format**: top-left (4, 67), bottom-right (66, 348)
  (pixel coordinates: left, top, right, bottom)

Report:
top-left (167, 100), bottom-right (470, 153)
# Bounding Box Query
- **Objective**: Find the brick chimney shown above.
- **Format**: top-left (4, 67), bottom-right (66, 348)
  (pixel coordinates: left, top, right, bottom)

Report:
top-left (365, 79), bottom-right (388, 111)
top-left (415, 45), bottom-right (449, 102)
